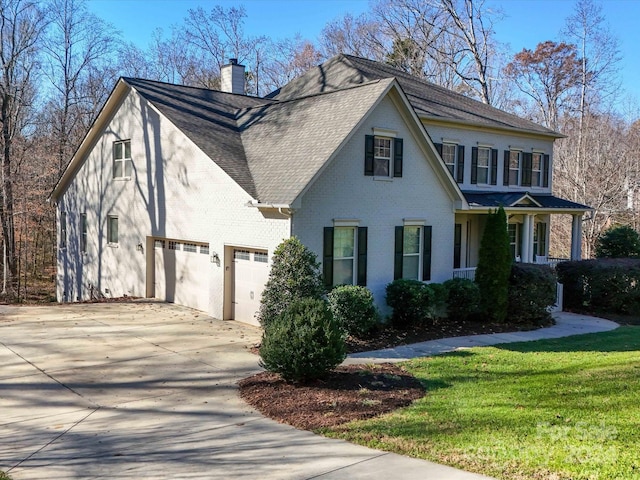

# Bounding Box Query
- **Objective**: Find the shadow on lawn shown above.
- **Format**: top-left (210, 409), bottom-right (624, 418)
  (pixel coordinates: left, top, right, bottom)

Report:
top-left (497, 326), bottom-right (640, 354)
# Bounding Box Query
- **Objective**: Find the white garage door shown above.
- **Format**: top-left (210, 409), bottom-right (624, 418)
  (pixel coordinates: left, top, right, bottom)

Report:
top-left (153, 239), bottom-right (210, 312)
top-left (232, 248), bottom-right (269, 326)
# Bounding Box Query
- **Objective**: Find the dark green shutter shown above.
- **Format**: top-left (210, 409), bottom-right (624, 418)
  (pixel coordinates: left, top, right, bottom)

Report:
top-left (522, 152), bottom-right (532, 187)
top-left (393, 138), bottom-right (403, 177)
top-left (357, 227), bottom-right (367, 286)
top-left (539, 223), bottom-right (547, 256)
top-left (394, 226), bottom-right (404, 280)
top-left (456, 145), bottom-right (465, 183)
top-left (471, 147), bottom-right (478, 184)
top-left (490, 149), bottom-right (498, 185)
top-left (453, 223), bottom-right (462, 269)
top-left (323, 227), bottom-right (334, 289)
top-left (434, 143), bottom-right (443, 156)
top-left (365, 135), bottom-right (374, 176)
top-left (503, 150), bottom-right (510, 186)
top-left (422, 226), bottom-right (432, 281)
top-left (543, 154), bottom-right (550, 187)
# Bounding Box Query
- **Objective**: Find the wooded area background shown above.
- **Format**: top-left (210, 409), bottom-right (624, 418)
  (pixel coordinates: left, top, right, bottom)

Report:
top-left (0, 0), bottom-right (637, 302)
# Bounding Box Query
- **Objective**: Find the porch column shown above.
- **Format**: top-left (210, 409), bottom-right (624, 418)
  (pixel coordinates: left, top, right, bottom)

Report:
top-left (521, 214), bottom-right (534, 263)
top-left (571, 214), bottom-right (583, 260)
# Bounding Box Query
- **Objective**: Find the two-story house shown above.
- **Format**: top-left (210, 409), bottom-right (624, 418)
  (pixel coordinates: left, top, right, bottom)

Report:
top-left (49, 54), bottom-right (590, 324)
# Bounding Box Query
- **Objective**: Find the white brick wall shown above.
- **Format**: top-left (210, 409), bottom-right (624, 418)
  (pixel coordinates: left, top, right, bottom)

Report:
top-left (57, 89), bottom-right (290, 319)
top-left (292, 96), bottom-right (457, 313)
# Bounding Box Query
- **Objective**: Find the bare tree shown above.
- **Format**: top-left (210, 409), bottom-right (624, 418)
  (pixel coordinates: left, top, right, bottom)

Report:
top-left (0, 0), bottom-right (47, 295)
top-left (320, 13), bottom-right (386, 61)
top-left (260, 35), bottom-right (322, 93)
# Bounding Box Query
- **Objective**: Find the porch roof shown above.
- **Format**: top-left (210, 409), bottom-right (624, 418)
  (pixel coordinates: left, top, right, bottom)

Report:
top-left (461, 191), bottom-right (592, 213)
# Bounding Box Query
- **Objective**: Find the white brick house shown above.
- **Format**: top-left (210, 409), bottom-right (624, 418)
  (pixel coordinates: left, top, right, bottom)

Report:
top-left (50, 55), bottom-right (590, 324)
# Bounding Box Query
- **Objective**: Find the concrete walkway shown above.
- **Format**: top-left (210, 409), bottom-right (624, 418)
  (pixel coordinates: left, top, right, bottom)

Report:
top-left (0, 304), bottom-right (617, 480)
top-left (345, 311), bottom-right (619, 364)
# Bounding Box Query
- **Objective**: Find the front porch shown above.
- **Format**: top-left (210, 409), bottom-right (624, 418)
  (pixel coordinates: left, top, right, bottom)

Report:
top-left (452, 191), bottom-right (592, 280)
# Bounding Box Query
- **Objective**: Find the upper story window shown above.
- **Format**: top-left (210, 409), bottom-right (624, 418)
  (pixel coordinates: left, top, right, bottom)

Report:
top-left (509, 151), bottom-right (521, 185)
top-left (113, 140), bottom-right (132, 179)
top-left (365, 134), bottom-right (403, 178)
top-left (434, 142), bottom-right (465, 183)
top-left (476, 147), bottom-right (490, 185)
top-left (442, 144), bottom-right (456, 177)
top-left (532, 153), bottom-right (543, 187)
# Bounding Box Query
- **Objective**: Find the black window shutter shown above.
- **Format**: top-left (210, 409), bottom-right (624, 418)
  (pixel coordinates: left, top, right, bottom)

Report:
top-left (365, 135), bottom-right (374, 176)
top-left (323, 227), bottom-right (334, 289)
top-left (543, 154), bottom-right (550, 187)
top-left (503, 150), bottom-right (510, 186)
top-left (422, 226), bottom-right (432, 281)
top-left (393, 138), bottom-right (403, 177)
top-left (357, 227), bottom-right (367, 286)
top-left (453, 223), bottom-right (462, 269)
top-left (490, 149), bottom-right (498, 185)
top-left (394, 226), bottom-right (404, 280)
top-left (539, 222), bottom-right (547, 256)
top-left (456, 145), bottom-right (465, 183)
top-left (471, 147), bottom-right (478, 184)
top-left (522, 152), bottom-right (533, 187)
top-left (434, 142), bottom-right (443, 156)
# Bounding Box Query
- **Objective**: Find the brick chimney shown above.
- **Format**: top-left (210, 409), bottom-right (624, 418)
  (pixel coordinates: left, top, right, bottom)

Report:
top-left (220, 58), bottom-right (245, 94)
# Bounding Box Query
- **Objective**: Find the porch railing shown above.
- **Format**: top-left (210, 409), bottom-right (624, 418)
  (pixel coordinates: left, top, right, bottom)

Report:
top-left (452, 267), bottom-right (476, 281)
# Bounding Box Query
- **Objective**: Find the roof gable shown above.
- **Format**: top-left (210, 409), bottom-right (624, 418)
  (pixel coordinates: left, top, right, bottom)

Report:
top-left (268, 54), bottom-right (561, 138)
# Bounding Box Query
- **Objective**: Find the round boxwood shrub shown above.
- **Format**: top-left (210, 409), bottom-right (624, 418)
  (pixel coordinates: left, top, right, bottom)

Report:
top-left (259, 298), bottom-right (346, 383)
top-left (257, 237), bottom-right (324, 328)
top-left (507, 263), bottom-right (557, 324)
top-left (327, 285), bottom-right (379, 337)
top-left (386, 279), bottom-right (438, 327)
top-left (443, 278), bottom-right (481, 321)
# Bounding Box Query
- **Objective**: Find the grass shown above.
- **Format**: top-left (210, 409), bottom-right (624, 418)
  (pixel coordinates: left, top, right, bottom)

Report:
top-left (325, 326), bottom-right (640, 480)
top-left (0, 472), bottom-right (11, 480)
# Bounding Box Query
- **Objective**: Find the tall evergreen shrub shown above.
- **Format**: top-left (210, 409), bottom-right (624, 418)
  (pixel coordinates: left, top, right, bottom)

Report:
top-left (475, 206), bottom-right (512, 322)
top-left (257, 237), bottom-right (324, 327)
top-left (595, 225), bottom-right (640, 258)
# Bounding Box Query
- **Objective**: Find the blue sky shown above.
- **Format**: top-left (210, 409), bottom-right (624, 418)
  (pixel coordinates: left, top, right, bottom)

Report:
top-left (87, 0), bottom-right (640, 104)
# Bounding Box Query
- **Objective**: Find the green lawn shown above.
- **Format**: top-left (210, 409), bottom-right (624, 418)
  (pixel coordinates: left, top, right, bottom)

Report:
top-left (325, 326), bottom-right (640, 480)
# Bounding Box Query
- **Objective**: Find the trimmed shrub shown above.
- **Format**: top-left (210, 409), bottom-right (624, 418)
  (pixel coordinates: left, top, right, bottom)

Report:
top-left (443, 278), bottom-right (481, 321)
top-left (595, 225), bottom-right (640, 258)
top-left (507, 263), bottom-right (557, 324)
top-left (475, 206), bottom-right (512, 322)
top-left (257, 237), bottom-right (324, 328)
top-left (259, 298), bottom-right (346, 383)
top-left (385, 279), bottom-right (446, 327)
top-left (327, 285), bottom-right (379, 337)
top-left (557, 259), bottom-right (640, 315)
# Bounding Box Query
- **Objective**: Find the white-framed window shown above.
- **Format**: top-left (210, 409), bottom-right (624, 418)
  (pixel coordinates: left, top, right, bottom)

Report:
top-left (532, 153), bottom-right (543, 187)
top-left (183, 243), bottom-right (197, 253)
top-left (333, 226), bottom-right (356, 286)
top-left (477, 147), bottom-right (490, 185)
top-left (107, 215), bottom-right (118, 244)
top-left (60, 211), bottom-right (67, 249)
top-left (533, 222), bottom-right (547, 256)
top-left (509, 151), bottom-right (521, 185)
top-left (373, 136), bottom-right (392, 176)
top-left (80, 213), bottom-right (87, 253)
top-left (168, 241), bottom-right (180, 251)
top-left (113, 140), bottom-right (132, 179)
top-left (508, 223), bottom-right (521, 260)
top-left (254, 251), bottom-right (268, 263)
top-left (442, 144), bottom-right (456, 177)
top-left (402, 226), bottom-right (422, 280)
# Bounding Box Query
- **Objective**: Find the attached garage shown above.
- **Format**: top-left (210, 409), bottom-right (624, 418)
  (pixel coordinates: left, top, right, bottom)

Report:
top-left (149, 238), bottom-right (211, 312)
top-left (230, 248), bottom-right (270, 326)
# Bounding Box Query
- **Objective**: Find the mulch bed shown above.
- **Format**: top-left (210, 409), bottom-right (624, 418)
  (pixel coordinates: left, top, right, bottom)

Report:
top-left (239, 363), bottom-right (425, 430)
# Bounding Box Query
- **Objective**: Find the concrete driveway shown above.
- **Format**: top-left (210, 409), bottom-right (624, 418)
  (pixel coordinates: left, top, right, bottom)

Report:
top-left (0, 302), bottom-right (491, 480)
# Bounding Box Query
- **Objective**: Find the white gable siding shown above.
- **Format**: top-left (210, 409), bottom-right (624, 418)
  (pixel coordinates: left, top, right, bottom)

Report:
top-left (57, 89), bottom-right (290, 318)
top-left (425, 123), bottom-right (555, 192)
top-left (292, 96), bottom-right (456, 311)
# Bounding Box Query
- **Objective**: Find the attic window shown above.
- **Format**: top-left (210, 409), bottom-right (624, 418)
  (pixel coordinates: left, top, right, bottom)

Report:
top-left (365, 135), bottom-right (403, 178)
top-left (113, 140), bottom-right (132, 179)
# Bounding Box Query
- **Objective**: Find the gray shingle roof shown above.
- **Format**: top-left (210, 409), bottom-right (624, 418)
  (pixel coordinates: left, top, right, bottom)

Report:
top-left (125, 77), bottom-right (396, 205)
top-left (463, 191), bottom-right (590, 211)
top-left (268, 54), bottom-right (560, 138)
top-left (124, 78), bottom-right (272, 199)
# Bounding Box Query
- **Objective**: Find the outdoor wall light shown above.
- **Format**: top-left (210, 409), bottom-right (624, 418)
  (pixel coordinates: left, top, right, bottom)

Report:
top-left (211, 252), bottom-right (220, 263)
top-left (136, 243), bottom-right (143, 252)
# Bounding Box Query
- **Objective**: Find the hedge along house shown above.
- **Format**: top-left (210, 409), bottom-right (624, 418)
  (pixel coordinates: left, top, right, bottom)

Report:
top-left (50, 55), bottom-right (590, 324)
top-left (268, 55), bottom-right (592, 281)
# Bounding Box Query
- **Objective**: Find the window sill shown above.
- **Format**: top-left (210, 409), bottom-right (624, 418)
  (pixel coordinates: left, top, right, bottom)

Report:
top-left (113, 176), bottom-right (132, 182)
top-left (107, 243), bottom-right (119, 248)
top-left (373, 176), bottom-right (393, 182)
